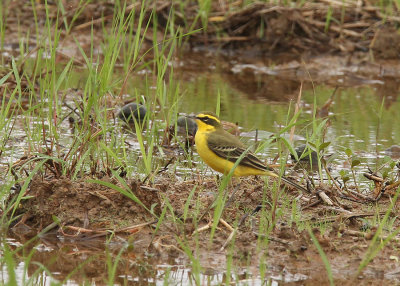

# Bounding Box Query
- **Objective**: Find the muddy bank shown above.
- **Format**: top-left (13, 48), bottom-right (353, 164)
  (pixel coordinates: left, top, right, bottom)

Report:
top-left (3, 1), bottom-right (400, 60)
top-left (10, 175), bottom-right (160, 234)
top-left (10, 174), bottom-right (274, 235)
top-left (6, 169), bottom-right (400, 284)
top-left (175, 50), bottom-right (400, 105)
top-left (3, 0), bottom-right (400, 109)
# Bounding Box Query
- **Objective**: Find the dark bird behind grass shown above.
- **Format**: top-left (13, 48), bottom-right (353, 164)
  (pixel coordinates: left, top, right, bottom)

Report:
top-left (167, 116), bottom-right (198, 148)
top-left (118, 102), bottom-right (146, 123)
top-left (176, 116), bottom-right (198, 136)
top-left (291, 145), bottom-right (318, 164)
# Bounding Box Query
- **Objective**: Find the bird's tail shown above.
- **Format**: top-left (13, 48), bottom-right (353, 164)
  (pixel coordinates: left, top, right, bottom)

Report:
top-left (280, 176), bottom-right (308, 193)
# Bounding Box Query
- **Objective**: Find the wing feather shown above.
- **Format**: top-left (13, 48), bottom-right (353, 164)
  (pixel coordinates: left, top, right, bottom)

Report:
top-left (207, 131), bottom-right (274, 172)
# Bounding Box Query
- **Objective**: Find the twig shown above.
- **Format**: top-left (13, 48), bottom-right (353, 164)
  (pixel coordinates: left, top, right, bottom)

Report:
top-left (323, 162), bottom-right (343, 195)
top-left (344, 229), bottom-right (400, 242)
top-left (74, 14), bottom-right (114, 30)
top-left (301, 198), bottom-right (322, 210)
top-left (192, 221), bottom-right (212, 236)
top-left (300, 211), bottom-right (387, 224)
top-left (315, 186), bottom-right (334, 206)
top-left (219, 218), bottom-right (234, 232)
top-left (386, 181), bottom-right (400, 192)
top-left (220, 229), bottom-right (236, 251)
top-left (252, 232), bottom-right (291, 246)
top-left (116, 220), bottom-right (158, 233)
top-left (364, 172), bottom-right (384, 182)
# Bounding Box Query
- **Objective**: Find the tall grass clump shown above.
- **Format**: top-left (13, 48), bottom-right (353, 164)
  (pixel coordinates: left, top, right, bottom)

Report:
top-left (116, 5), bottom-right (197, 177)
top-left (34, 1), bottom-right (153, 177)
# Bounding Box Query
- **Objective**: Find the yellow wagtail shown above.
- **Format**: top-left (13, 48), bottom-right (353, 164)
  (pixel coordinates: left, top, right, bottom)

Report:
top-left (193, 112), bottom-right (307, 192)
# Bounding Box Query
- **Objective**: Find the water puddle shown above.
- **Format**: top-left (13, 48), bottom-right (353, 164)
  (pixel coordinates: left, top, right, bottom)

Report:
top-left (2, 235), bottom-right (311, 285)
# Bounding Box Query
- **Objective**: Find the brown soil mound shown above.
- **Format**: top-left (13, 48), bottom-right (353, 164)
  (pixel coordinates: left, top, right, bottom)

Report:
top-left (12, 176), bottom-right (160, 232)
top-left (9, 172), bottom-right (286, 239)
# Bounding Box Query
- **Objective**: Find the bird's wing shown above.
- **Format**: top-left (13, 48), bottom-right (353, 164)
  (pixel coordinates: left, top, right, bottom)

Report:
top-left (207, 132), bottom-right (274, 172)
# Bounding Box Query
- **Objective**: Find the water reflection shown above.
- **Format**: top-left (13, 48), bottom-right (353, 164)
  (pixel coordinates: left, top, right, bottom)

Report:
top-left (376, 78), bottom-right (400, 108)
top-left (4, 233), bottom-right (162, 285)
top-left (2, 234), bottom-right (310, 285)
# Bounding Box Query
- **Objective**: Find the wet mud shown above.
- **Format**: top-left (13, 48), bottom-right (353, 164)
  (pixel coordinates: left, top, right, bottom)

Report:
top-left (10, 176), bottom-right (160, 234)
top-left (6, 170), bottom-right (400, 284)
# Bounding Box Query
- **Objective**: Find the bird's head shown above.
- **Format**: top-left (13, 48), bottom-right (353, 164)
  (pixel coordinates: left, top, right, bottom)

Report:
top-left (193, 112), bottom-right (222, 131)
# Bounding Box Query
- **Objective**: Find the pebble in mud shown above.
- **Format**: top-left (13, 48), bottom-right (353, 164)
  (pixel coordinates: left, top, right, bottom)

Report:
top-left (100, 200), bottom-right (112, 207)
top-left (117, 102), bottom-right (146, 123)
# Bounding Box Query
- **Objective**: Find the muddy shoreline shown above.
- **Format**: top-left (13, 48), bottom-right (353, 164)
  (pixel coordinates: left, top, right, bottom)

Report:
top-left (7, 170), bottom-right (400, 284)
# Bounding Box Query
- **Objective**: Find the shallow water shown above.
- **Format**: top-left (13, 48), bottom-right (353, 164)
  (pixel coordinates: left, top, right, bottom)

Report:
top-left (171, 53), bottom-right (400, 186)
top-left (2, 52), bottom-right (400, 284)
top-left (2, 234), bottom-right (311, 285)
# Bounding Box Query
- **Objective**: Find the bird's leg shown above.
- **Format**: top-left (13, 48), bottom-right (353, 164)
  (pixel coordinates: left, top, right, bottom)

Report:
top-left (225, 181), bottom-right (241, 209)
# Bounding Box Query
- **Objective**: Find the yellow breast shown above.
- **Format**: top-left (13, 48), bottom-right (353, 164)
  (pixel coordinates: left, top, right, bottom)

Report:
top-left (195, 131), bottom-right (269, 177)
